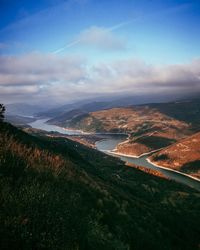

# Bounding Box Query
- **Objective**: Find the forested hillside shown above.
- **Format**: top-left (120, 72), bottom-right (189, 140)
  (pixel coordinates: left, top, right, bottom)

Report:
top-left (0, 122), bottom-right (200, 250)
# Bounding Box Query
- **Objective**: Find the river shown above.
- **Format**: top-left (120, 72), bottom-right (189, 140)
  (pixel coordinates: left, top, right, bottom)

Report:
top-left (96, 138), bottom-right (200, 191)
top-left (29, 119), bottom-right (200, 191)
top-left (29, 119), bottom-right (82, 135)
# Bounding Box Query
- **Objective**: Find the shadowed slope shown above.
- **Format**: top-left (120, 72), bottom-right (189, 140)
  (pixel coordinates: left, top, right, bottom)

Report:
top-left (0, 122), bottom-right (200, 250)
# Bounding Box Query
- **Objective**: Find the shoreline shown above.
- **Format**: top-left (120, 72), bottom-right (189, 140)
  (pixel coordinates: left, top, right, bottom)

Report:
top-left (62, 127), bottom-right (91, 135)
top-left (147, 158), bottom-right (200, 183)
top-left (97, 137), bottom-right (200, 184)
top-left (52, 124), bottom-right (128, 136)
top-left (30, 119), bottom-right (200, 186)
top-left (97, 142), bottom-right (200, 186)
top-left (111, 147), bottom-right (164, 158)
top-left (47, 120), bottom-right (128, 136)
top-left (105, 149), bottom-right (200, 184)
top-left (99, 149), bottom-right (200, 189)
top-left (30, 118), bottom-right (89, 135)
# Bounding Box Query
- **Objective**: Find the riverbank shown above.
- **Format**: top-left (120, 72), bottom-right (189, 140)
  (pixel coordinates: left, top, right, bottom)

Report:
top-left (104, 148), bottom-right (200, 184)
top-left (95, 139), bottom-right (200, 191)
top-left (147, 158), bottom-right (200, 183)
top-left (109, 141), bottom-right (200, 183)
top-left (126, 162), bottom-right (168, 179)
top-left (28, 119), bottom-right (200, 191)
top-left (95, 131), bottom-right (200, 184)
top-left (110, 147), bottom-right (164, 158)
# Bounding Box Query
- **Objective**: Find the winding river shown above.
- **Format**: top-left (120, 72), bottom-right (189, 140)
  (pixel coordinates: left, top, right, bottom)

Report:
top-left (29, 119), bottom-right (82, 135)
top-left (29, 119), bottom-right (200, 191)
top-left (96, 139), bottom-right (200, 191)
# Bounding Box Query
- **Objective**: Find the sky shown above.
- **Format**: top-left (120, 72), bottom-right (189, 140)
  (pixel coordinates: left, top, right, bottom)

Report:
top-left (0, 0), bottom-right (200, 104)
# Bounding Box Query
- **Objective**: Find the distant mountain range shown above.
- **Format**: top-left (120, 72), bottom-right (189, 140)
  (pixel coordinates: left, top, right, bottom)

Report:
top-left (37, 101), bottom-right (113, 118)
top-left (6, 103), bottom-right (46, 116)
top-left (36, 94), bottom-right (182, 118)
top-left (5, 114), bottom-right (36, 127)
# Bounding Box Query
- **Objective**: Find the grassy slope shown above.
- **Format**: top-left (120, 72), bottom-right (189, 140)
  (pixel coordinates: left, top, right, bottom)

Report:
top-left (0, 122), bottom-right (200, 250)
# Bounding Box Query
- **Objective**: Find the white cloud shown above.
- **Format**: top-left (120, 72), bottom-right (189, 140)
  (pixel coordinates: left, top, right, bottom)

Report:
top-left (0, 52), bottom-right (86, 103)
top-left (0, 53), bottom-right (200, 104)
top-left (0, 52), bottom-right (85, 85)
top-left (86, 58), bottom-right (200, 96)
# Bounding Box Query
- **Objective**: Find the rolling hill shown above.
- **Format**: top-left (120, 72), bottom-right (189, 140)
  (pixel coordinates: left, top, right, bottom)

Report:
top-left (46, 98), bottom-right (200, 157)
top-left (146, 98), bottom-right (200, 131)
top-left (47, 105), bottom-right (191, 156)
top-left (150, 132), bottom-right (200, 179)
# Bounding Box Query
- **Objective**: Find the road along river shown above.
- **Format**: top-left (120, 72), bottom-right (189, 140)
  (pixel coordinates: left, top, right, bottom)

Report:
top-left (29, 119), bottom-right (200, 191)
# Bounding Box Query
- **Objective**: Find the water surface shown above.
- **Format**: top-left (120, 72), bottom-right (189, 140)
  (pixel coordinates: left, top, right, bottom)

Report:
top-left (29, 119), bottom-right (82, 135)
top-left (29, 119), bottom-right (200, 191)
top-left (96, 137), bottom-right (200, 191)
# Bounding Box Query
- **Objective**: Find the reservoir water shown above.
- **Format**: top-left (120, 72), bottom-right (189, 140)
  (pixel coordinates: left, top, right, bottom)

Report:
top-left (96, 138), bottom-right (200, 191)
top-left (29, 119), bottom-right (82, 135)
top-left (29, 119), bottom-right (200, 191)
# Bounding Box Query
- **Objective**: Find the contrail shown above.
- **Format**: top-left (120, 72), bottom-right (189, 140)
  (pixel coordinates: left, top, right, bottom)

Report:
top-left (53, 39), bottom-right (81, 54)
top-left (52, 19), bottom-right (133, 54)
top-left (52, 3), bottom-right (190, 54)
top-left (107, 20), bottom-right (133, 32)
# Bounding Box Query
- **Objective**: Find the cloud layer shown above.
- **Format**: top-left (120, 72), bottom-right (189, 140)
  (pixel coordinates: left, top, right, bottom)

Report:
top-left (0, 53), bottom-right (200, 104)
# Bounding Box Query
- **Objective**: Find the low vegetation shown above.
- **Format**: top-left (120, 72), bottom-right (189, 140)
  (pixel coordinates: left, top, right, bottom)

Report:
top-left (181, 160), bottom-right (200, 173)
top-left (134, 136), bottom-right (175, 150)
top-left (150, 132), bottom-right (200, 179)
top-left (152, 154), bottom-right (170, 161)
top-left (148, 99), bottom-right (200, 131)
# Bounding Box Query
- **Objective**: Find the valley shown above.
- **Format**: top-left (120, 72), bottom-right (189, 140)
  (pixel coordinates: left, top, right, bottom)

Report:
top-left (2, 2), bottom-right (200, 249)
top-left (26, 117), bottom-right (200, 190)
top-left (2, 97), bottom-right (200, 250)
top-left (31, 98), bottom-right (200, 182)
top-left (1, 119), bottom-right (200, 250)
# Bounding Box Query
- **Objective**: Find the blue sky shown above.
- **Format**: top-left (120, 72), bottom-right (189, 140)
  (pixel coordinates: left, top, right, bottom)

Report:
top-left (0, 0), bottom-right (200, 104)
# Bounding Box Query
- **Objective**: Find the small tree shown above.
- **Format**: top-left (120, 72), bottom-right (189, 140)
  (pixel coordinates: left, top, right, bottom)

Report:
top-left (0, 104), bottom-right (5, 122)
